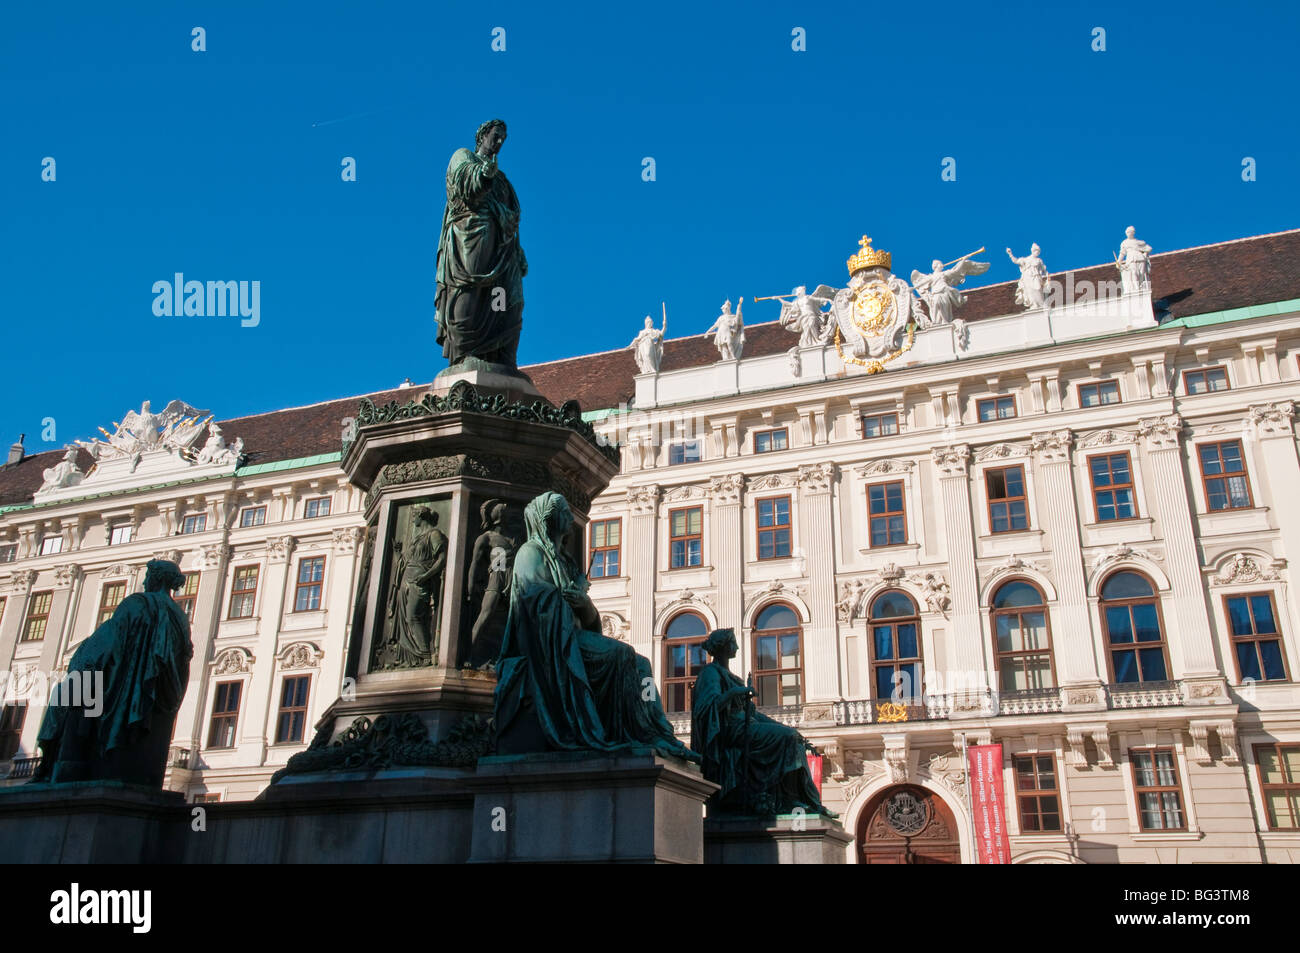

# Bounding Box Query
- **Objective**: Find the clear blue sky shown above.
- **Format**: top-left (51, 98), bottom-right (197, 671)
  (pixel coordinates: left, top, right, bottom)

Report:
top-left (2, 0), bottom-right (1296, 451)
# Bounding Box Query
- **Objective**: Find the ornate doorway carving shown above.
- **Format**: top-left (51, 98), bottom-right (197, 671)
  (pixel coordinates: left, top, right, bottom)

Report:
top-left (856, 784), bottom-right (962, 864)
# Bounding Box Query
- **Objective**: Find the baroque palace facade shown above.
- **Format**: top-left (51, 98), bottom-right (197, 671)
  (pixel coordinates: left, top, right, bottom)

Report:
top-left (2, 228), bottom-right (1299, 864)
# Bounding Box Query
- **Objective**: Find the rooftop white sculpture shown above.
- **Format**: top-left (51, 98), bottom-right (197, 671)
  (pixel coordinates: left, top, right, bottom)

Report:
top-left (910, 249), bottom-right (991, 327)
top-left (1116, 226), bottom-right (1153, 294)
top-left (1006, 243), bottom-right (1050, 311)
top-left (629, 310), bottom-right (666, 374)
top-left (706, 299), bottom-right (745, 361)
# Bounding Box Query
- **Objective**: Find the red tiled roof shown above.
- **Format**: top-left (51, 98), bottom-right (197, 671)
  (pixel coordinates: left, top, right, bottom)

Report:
top-left (2, 229), bottom-right (1296, 510)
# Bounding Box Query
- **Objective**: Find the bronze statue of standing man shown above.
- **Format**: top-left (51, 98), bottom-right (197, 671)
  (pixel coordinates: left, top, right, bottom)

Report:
top-left (435, 119), bottom-right (527, 371)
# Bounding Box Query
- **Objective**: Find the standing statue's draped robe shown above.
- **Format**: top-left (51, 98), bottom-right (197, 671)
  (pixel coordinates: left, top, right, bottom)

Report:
top-left (494, 501), bottom-right (697, 761)
top-left (435, 147), bottom-right (526, 367)
top-left (34, 591), bottom-right (192, 787)
top-left (387, 526), bottom-right (447, 668)
top-left (691, 660), bottom-right (826, 814)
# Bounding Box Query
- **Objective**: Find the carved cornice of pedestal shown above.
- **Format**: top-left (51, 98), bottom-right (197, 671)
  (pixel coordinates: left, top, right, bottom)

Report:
top-left (1030, 429), bottom-right (1074, 463)
top-left (1136, 413), bottom-right (1183, 450)
top-left (1208, 552), bottom-right (1283, 586)
top-left (331, 526), bottom-right (364, 554)
top-left (279, 641), bottom-right (323, 670)
top-left (796, 462), bottom-right (836, 494)
top-left (853, 458), bottom-right (915, 478)
top-left (199, 542), bottom-right (233, 569)
top-left (1247, 400), bottom-right (1296, 437)
top-left (626, 484), bottom-right (660, 515)
top-left (1076, 427), bottom-right (1138, 450)
top-left (708, 473), bottom-right (746, 505)
top-left (974, 441), bottom-right (1033, 463)
top-left (931, 444), bottom-right (970, 477)
top-left (5, 569), bottom-right (38, 594)
top-left (264, 535), bottom-right (298, 564)
top-left (52, 564), bottom-right (83, 590)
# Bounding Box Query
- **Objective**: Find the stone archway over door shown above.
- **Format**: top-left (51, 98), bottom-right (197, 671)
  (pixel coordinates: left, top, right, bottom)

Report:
top-left (857, 784), bottom-right (961, 864)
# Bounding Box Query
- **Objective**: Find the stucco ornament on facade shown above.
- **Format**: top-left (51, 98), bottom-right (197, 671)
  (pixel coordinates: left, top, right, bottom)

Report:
top-left (1077, 428), bottom-right (1138, 450)
top-left (1136, 413), bottom-right (1183, 449)
top-left (1246, 400), bottom-right (1295, 437)
top-left (854, 458), bottom-right (915, 477)
top-left (279, 642), bottom-right (323, 670)
top-left (626, 484), bottom-right (660, 515)
top-left (1209, 552), bottom-right (1283, 585)
top-left (707, 473), bottom-right (745, 504)
top-left (213, 647), bottom-right (253, 674)
top-left (1030, 429), bottom-right (1074, 462)
top-left (331, 527), bottom-right (365, 553)
top-left (796, 462), bottom-right (836, 493)
top-left (931, 444), bottom-right (971, 476)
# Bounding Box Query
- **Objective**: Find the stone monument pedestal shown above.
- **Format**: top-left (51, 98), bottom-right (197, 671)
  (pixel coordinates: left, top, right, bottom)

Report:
top-left (703, 814), bottom-right (853, 864)
top-left (0, 781), bottom-right (186, 863)
top-left (468, 749), bottom-right (718, 864)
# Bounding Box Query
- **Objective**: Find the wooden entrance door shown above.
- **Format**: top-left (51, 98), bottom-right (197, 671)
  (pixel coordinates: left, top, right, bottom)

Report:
top-left (856, 784), bottom-right (962, 864)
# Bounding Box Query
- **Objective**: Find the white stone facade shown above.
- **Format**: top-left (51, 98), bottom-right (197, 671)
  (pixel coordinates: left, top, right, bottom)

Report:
top-left (1, 253), bottom-right (1299, 863)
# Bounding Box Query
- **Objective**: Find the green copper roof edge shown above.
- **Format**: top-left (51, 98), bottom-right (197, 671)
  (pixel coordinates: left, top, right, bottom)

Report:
top-left (1156, 297), bottom-right (1300, 329)
top-left (0, 452), bottom-right (344, 515)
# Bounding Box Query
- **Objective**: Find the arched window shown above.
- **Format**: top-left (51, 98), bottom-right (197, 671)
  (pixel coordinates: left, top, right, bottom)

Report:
top-left (869, 591), bottom-right (922, 704)
top-left (992, 581), bottom-right (1054, 691)
top-left (662, 612), bottom-right (709, 713)
top-left (1100, 571), bottom-right (1169, 684)
top-left (753, 603), bottom-right (802, 707)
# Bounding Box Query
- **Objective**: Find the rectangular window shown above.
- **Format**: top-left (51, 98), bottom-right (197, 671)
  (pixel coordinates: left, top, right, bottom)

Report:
top-left (21, 591), bottom-right (53, 642)
top-left (977, 395), bottom-right (1017, 422)
top-left (1256, 743), bottom-right (1300, 830)
top-left (1131, 748), bottom-right (1187, 832)
top-left (181, 514), bottom-right (207, 535)
top-left (668, 440), bottom-right (702, 465)
top-left (664, 639), bottom-right (709, 713)
top-left (862, 412), bottom-right (899, 439)
top-left (669, 507), bottom-right (703, 569)
top-left (275, 675), bottom-right (311, 744)
top-left (0, 704), bottom-right (26, 761)
top-left (986, 465), bottom-right (1029, 533)
top-left (175, 572), bottom-right (201, 621)
top-left (755, 631), bottom-right (803, 707)
top-left (588, 518), bottom-right (621, 579)
top-left (0, 543), bottom-right (16, 563)
top-left (293, 557), bottom-right (326, 612)
top-left (97, 581), bottom-right (127, 626)
top-left (239, 506), bottom-right (267, 528)
top-left (1014, 754), bottom-right (1062, 832)
top-left (756, 496), bottom-right (792, 559)
top-left (1089, 452), bottom-right (1137, 521)
top-left (304, 497), bottom-right (331, 519)
top-left (1198, 440), bottom-right (1252, 511)
top-left (206, 681), bottom-right (242, 749)
top-left (109, 524), bottom-right (133, 546)
top-left (867, 481), bottom-right (907, 547)
top-left (192, 793), bottom-right (222, 804)
top-left (1225, 593), bottom-right (1287, 682)
top-left (1183, 366), bottom-right (1229, 395)
top-left (1078, 380), bottom-right (1121, 407)
top-left (228, 565), bottom-right (259, 619)
top-left (39, 535), bottom-right (63, 556)
top-left (754, 428), bottom-right (789, 454)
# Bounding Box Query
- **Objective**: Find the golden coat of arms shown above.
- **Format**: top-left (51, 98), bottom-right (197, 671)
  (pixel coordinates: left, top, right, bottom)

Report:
top-left (830, 236), bottom-right (919, 372)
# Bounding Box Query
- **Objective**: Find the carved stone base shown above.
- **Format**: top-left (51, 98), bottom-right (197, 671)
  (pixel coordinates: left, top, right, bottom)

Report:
top-left (703, 814), bottom-right (853, 864)
top-left (467, 749), bottom-right (717, 864)
top-left (432, 361), bottom-right (543, 402)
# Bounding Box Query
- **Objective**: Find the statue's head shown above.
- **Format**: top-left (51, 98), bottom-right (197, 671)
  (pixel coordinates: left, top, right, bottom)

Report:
top-left (62, 447), bottom-right (78, 462)
top-left (1125, 226), bottom-right (1136, 238)
top-left (643, 315), bottom-right (654, 329)
top-left (721, 299), bottom-right (732, 314)
top-left (524, 491), bottom-right (572, 543)
top-left (413, 507), bottom-right (438, 529)
top-left (141, 400), bottom-right (152, 412)
top-left (475, 119), bottom-right (508, 154)
top-left (794, 285), bottom-right (806, 296)
top-left (144, 559), bottom-right (186, 593)
top-left (1030, 243), bottom-right (1041, 256)
top-left (932, 259), bottom-right (944, 272)
top-left (704, 628), bottom-right (738, 661)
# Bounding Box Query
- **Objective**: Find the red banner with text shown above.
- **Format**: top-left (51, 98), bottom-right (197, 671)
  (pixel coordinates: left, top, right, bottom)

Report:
top-left (967, 743), bottom-right (1012, 864)
top-left (805, 753), bottom-right (823, 794)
